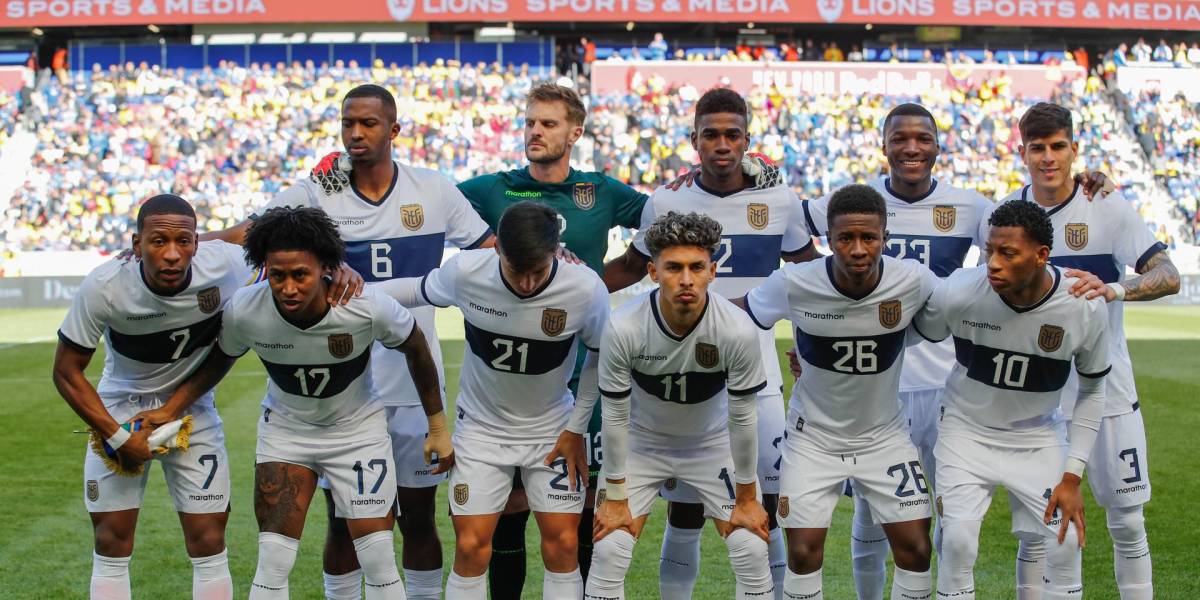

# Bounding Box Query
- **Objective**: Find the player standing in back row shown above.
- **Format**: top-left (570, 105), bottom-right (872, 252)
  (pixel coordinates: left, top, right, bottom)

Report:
top-left (212, 84), bottom-right (494, 600)
top-left (996, 102), bottom-right (1180, 600)
top-left (605, 87), bottom-right (809, 599)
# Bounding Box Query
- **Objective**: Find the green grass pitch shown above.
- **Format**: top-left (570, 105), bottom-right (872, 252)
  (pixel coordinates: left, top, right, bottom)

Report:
top-left (0, 305), bottom-right (1197, 598)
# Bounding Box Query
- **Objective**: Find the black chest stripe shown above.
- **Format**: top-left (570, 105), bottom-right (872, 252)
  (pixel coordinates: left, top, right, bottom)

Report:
top-left (631, 369), bottom-right (728, 405)
top-left (107, 312), bottom-right (223, 364)
top-left (260, 347), bottom-right (372, 399)
top-left (464, 321), bottom-right (577, 375)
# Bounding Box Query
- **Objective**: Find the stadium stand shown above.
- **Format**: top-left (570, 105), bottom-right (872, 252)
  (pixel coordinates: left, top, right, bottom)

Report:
top-left (1, 56), bottom-right (1195, 256)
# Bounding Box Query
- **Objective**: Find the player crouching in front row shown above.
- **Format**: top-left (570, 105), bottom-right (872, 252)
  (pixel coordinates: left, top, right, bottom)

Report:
top-left (585, 211), bottom-right (774, 600)
top-left (138, 206), bottom-right (452, 600)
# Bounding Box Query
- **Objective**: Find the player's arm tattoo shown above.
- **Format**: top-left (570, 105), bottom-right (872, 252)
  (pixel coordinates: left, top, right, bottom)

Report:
top-left (254, 462), bottom-right (308, 536)
top-left (396, 323), bottom-right (445, 416)
top-left (1122, 250), bottom-right (1180, 302)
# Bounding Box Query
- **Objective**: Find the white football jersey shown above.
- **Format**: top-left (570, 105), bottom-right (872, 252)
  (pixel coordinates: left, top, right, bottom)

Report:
top-left (259, 161), bottom-right (491, 408)
top-left (632, 181), bottom-right (809, 394)
top-left (746, 255), bottom-right (939, 452)
top-left (598, 290), bottom-right (767, 451)
top-left (420, 249), bottom-right (609, 444)
top-left (58, 240), bottom-right (254, 408)
top-left (914, 265), bottom-right (1110, 449)
top-left (994, 185), bottom-right (1166, 416)
top-left (804, 177), bottom-right (993, 392)
top-left (217, 285), bottom-right (416, 427)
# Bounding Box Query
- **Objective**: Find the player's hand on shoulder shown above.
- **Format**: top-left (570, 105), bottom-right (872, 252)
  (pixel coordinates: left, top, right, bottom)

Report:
top-left (115, 247), bottom-right (137, 263)
top-left (544, 430), bottom-right (588, 492)
top-left (1076, 171), bottom-right (1115, 200)
top-left (729, 495), bottom-right (771, 542)
top-left (593, 489), bottom-right (634, 541)
top-left (327, 264), bottom-right (365, 306)
top-left (665, 164), bottom-right (700, 190)
top-left (554, 245), bottom-right (583, 266)
top-left (1046, 473), bottom-right (1086, 548)
top-left (743, 152), bottom-right (783, 190)
top-left (786, 349), bottom-right (803, 379)
top-left (1064, 268), bottom-right (1113, 302)
top-left (310, 151), bottom-right (352, 196)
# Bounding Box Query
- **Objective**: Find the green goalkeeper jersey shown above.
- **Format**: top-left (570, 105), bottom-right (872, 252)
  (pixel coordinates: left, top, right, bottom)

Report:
top-left (457, 167), bottom-right (647, 274)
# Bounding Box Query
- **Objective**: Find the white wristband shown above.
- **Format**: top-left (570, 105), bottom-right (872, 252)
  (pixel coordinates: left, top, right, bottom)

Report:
top-left (1064, 457), bottom-right (1087, 478)
top-left (604, 480), bottom-right (628, 501)
top-left (106, 426), bottom-right (131, 451)
top-left (1107, 282), bottom-right (1126, 302)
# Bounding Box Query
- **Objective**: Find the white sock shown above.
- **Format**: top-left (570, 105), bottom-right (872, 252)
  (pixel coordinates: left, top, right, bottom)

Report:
top-left (850, 492), bottom-right (888, 600)
top-left (324, 570), bottom-right (363, 600)
top-left (585, 529), bottom-right (635, 600)
top-left (890, 567), bottom-right (931, 600)
top-left (351, 531), bottom-right (404, 600)
top-left (768, 527), bottom-right (787, 600)
top-left (935, 520), bottom-right (980, 600)
top-left (250, 532), bottom-right (299, 600)
top-left (782, 567), bottom-right (823, 600)
top-left (544, 567), bottom-right (584, 599)
top-left (444, 571), bottom-right (486, 600)
top-left (90, 552), bottom-right (131, 600)
top-left (1015, 536), bottom-right (1046, 600)
top-left (1108, 505), bottom-right (1153, 600)
top-left (659, 524), bottom-right (702, 599)
top-left (403, 568), bottom-right (441, 600)
top-left (726, 528), bottom-right (774, 599)
top-left (1042, 530), bottom-right (1082, 600)
top-left (191, 549), bottom-right (233, 600)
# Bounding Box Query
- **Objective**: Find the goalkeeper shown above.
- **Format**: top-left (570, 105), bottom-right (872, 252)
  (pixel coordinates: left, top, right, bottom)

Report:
top-left (52, 193), bottom-right (256, 600)
top-left (310, 82), bottom-right (778, 598)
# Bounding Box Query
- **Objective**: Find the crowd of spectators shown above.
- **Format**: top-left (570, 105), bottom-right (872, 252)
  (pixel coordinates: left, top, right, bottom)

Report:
top-left (1, 57), bottom-right (1195, 256)
top-left (1109, 38), bottom-right (1200, 68)
top-left (1128, 91), bottom-right (1200, 246)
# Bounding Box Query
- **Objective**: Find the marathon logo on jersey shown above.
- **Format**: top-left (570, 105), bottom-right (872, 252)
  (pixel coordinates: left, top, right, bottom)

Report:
top-left (197, 287), bottom-right (222, 314)
top-left (573, 183), bottom-right (596, 210)
top-left (541, 308), bottom-right (568, 337)
top-left (695, 343), bottom-right (720, 368)
top-left (454, 483), bottom-right (469, 505)
top-left (933, 205), bottom-right (957, 233)
top-left (878, 299), bottom-right (902, 329)
top-left (1065, 223), bottom-right (1088, 251)
top-left (747, 203), bottom-right (770, 230)
top-left (400, 204), bottom-right (424, 231)
top-left (778, 496), bottom-right (790, 518)
top-left (327, 333), bottom-right (354, 359)
top-left (86, 480), bottom-right (99, 502)
top-left (1038, 325), bottom-right (1065, 352)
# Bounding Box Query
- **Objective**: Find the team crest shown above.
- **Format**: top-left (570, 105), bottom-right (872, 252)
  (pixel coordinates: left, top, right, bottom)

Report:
top-left (778, 496), bottom-right (790, 518)
top-left (1065, 223), bottom-right (1088, 251)
top-left (747, 203), bottom-right (770, 230)
top-left (197, 286), bottom-right (221, 314)
top-left (664, 478), bottom-right (678, 491)
top-left (541, 308), bottom-right (568, 337)
top-left (933, 205), bottom-right (957, 233)
top-left (695, 343), bottom-right (719, 368)
top-left (327, 333), bottom-right (354, 359)
top-left (399, 204), bottom-right (424, 231)
top-left (878, 299), bottom-right (902, 329)
top-left (817, 0), bottom-right (844, 22)
top-left (1038, 324), bottom-right (1065, 352)
top-left (454, 484), bottom-right (469, 505)
top-left (86, 480), bottom-right (99, 502)
top-left (573, 183), bottom-right (596, 210)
